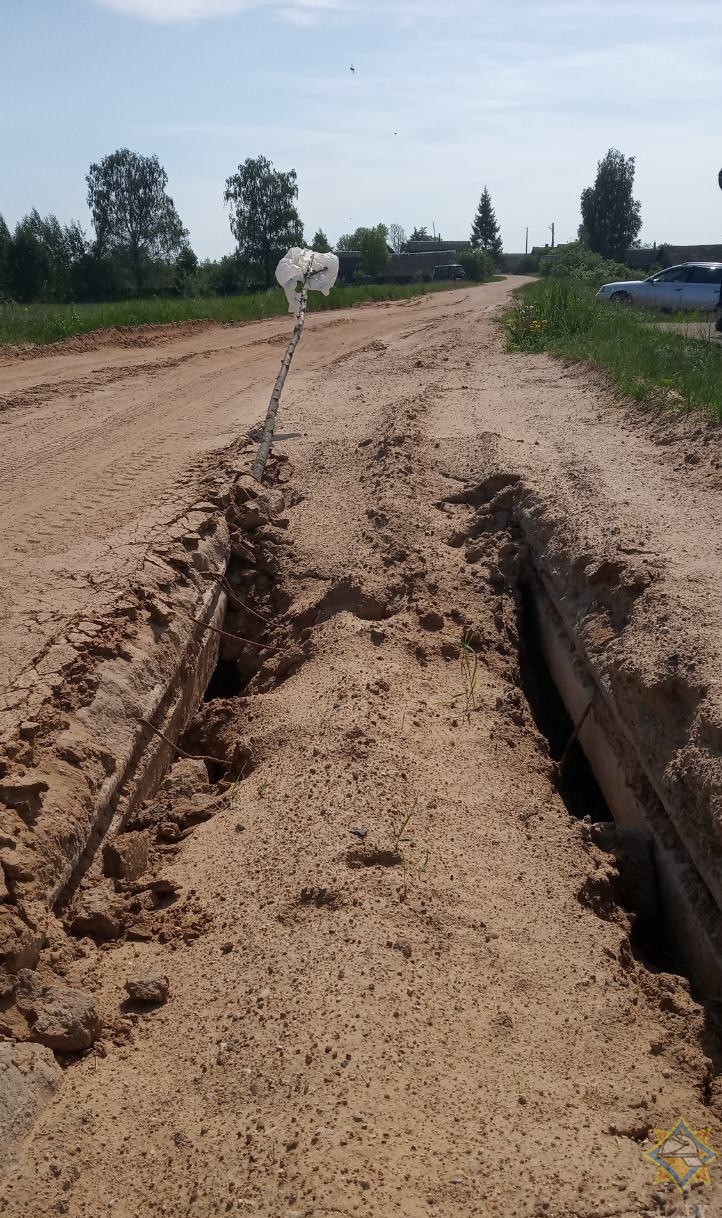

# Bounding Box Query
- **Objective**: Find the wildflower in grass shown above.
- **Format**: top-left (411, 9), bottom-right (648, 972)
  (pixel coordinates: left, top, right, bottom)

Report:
top-left (503, 277), bottom-right (722, 420)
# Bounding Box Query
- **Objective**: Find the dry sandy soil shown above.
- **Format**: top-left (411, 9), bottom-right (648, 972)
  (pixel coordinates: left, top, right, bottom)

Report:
top-left (1, 280), bottom-right (722, 1217)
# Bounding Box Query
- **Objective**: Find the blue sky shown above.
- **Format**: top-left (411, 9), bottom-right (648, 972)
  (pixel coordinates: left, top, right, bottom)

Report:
top-left (3, 0), bottom-right (721, 257)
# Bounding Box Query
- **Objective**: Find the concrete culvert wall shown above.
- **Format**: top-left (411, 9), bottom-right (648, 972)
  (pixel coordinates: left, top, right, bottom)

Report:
top-left (3, 450), bottom-right (720, 1024)
top-left (524, 560), bottom-right (722, 996)
top-left (0, 459), bottom-right (293, 1041)
top-left (450, 471), bottom-right (722, 1001)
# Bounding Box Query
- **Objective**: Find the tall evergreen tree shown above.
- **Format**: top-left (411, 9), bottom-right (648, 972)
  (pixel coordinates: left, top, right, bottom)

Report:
top-left (0, 214), bottom-right (10, 296)
top-left (311, 228), bottom-right (331, 253)
top-left (580, 148), bottom-right (642, 261)
top-left (470, 187), bottom-right (502, 259)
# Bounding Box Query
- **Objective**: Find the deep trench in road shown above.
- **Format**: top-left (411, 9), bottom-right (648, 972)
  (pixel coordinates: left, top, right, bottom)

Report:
top-left (3, 285), bottom-right (722, 1216)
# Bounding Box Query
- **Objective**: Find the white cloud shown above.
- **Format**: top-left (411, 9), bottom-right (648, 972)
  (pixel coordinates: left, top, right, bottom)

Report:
top-left (91, 0), bottom-right (350, 21)
top-left (278, 0), bottom-right (349, 24)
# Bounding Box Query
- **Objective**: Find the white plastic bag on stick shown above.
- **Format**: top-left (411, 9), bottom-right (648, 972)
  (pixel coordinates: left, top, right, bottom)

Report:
top-left (275, 248), bottom-right (339, 315)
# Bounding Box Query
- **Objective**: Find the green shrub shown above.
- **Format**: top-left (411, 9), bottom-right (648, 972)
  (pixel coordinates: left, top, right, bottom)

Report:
top-left (458, 249), bottom-right (494, 282)
top-left (539, 242), bottom-right (638, 288)
top-left (503, 278), bottom-right (722, 420)
top-left (514, 254), bottom-right (540, 274)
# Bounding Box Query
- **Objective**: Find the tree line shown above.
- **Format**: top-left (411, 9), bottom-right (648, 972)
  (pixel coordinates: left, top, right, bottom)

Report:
top-left (0, 148), bottom-right (511, 306)
top-left (0, 151), bottom-right (307, 304)
top-left (2, 144), bottom-right (641, 305)
top-left (402, 150), bottom-right (643, 269)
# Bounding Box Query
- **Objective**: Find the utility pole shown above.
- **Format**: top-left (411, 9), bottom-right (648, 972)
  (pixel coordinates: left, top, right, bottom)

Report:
top-left (550, 222), bottom-right (555, 249)
top-left (525, 227), bottom-right (529, 255)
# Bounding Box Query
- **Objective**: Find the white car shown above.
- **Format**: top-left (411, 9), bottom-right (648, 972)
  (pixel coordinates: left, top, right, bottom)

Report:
top-left (596, 262), bottom-right (722, 313)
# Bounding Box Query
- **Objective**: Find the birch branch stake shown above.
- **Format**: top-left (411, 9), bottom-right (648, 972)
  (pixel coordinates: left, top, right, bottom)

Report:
top-left (252, 262), bottom-right (313, 484)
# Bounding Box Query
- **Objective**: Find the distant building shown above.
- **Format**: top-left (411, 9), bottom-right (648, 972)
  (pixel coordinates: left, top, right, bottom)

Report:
top-left (336, 246), bottom-right (468, 284)
top-left (498, 253), bottom-right (526, 272)
top-left (336, 236), bottom-right (517, 284)
top-left (336, 251), bottom-right (362, 282)
top-left (387, 252), bottom-right (460, 282)
top-left (402, 239), bottom-right (472, 255)
top-left (625, 247), bottom-right (659, 271)
top-left (625, 244), bottom-right (722, 270)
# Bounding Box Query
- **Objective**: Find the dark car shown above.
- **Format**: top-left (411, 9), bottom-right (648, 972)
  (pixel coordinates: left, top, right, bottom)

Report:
top-left (433, 264), bottom-right (465, 281)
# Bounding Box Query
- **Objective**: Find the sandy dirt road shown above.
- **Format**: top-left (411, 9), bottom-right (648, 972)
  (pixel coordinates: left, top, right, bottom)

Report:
top-left (2, 281), bottom-right (722, 1216)
top-left (2, 279), bottom-right (720, 719)
top-left (2, 278), bottom-right (720, 730)
top-left (0, 289), bottom-right (501, 732)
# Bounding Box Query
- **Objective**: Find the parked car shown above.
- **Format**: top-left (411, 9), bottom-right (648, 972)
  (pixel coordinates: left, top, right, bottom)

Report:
top-left (433, 264), bottom-right (465, 281)
top-left (596, 262), bottom-right (722, 313)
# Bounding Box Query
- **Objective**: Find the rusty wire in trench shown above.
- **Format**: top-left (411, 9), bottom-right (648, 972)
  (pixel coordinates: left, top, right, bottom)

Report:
top-left (558, 691), bottom-right (597, 777)
top-left (252, 278), bottom-right (310, 484)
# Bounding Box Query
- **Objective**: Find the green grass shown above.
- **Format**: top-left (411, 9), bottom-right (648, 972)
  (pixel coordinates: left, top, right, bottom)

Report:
top-left (0, 280), bottom-right (472, 349)
top-left (503, 278), bottom-right (722, 421)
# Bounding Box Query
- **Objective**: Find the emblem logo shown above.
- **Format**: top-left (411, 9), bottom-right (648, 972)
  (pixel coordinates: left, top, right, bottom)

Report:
top-left (644, 1119), bottom-right (717, 1192)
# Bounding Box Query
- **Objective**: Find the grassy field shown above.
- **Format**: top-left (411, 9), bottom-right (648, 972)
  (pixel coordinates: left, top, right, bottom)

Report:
top-left (503, 278), bottom-right (722, 421)
top-left (0, 280), bottom-right (470, 349)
